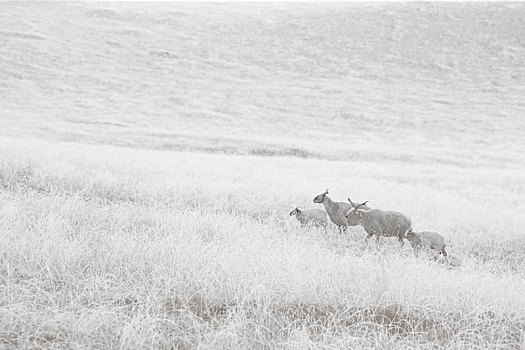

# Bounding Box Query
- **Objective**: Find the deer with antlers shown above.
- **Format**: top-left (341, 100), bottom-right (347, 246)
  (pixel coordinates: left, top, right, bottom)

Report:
top-left (345, 199), bottom-right (411, 245)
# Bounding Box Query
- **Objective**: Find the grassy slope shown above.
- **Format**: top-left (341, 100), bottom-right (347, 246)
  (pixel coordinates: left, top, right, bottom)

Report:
top-left (1, 2), bottom-right (524, 166)
top-left (1, 138), bottom-right (524, 349)
top-left (1, 2), bottom-right (525, 349)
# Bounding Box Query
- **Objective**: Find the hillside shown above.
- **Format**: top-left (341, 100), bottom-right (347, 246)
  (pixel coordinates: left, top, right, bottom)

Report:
top-left (1, 2), bottom-right (524, 167)
top-left (1, 2), bottom-right (525, 349)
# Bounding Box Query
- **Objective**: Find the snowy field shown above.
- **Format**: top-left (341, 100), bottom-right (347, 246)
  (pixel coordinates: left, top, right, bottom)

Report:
top-left (1, 2), bottom-right (525, 349)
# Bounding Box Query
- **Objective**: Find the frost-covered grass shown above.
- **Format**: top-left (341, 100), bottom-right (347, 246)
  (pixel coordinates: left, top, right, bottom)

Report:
top-left (1, 2), bottom-right (524, 166)
top-left (0, 138), bottom-right (524, 349)
top-left (1, 1), bottom-right (525, 349)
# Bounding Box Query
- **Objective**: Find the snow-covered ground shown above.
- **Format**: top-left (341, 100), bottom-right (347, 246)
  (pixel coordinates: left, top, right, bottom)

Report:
top-left (1, 2), bottom-right (524, 349)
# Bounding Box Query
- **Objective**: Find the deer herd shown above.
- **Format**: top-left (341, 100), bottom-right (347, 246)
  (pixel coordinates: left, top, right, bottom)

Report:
top-left (290, 189), bottom-right (447, 259)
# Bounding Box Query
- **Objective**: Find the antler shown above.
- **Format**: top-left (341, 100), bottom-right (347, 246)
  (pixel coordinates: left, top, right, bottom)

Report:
top-left (323, 189), bottom-right (329, 195)
top-left (356, 201), bottom-right (368, 209)
top-left (348, 197), bottom-right (355, 206)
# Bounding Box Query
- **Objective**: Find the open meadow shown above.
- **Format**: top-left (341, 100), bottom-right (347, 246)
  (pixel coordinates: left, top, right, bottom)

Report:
top-left (1, 2), bottom-right (525, 349)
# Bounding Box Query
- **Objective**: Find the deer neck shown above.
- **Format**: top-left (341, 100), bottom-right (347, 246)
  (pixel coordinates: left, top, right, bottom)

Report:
top-left (323, 196), bottom-right (336, 213)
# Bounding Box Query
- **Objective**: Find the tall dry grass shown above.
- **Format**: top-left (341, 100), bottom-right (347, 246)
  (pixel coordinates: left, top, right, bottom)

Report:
top-left (1, 138), bottom-right (524, 349)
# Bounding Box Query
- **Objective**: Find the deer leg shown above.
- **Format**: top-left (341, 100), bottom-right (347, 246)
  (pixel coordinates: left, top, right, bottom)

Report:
top-left (372, 234), bottom-right (381, 250)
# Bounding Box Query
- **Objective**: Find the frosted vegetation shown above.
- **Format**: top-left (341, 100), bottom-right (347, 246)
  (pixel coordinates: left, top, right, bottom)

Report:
top-left (1, 2), bottom-right (524, 349)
